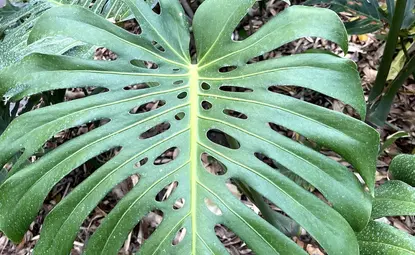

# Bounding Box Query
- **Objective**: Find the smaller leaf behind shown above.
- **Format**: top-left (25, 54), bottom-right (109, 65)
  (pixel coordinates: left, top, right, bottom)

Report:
top-left (304, 0), bottom-right (383, 34)
top-left (357, 220), bottom-right (415, 255)
top-left (390, 154), bottom-right (415, 186)
top-left (372, 180), bottom-right (415, 218)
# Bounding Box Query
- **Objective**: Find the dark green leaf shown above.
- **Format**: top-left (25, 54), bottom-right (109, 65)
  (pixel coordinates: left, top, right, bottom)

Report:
top-left (390, 154), bottom-right (415, 186)
top-left (358, 220), bottom-right (415, 255)
top-left (0, 1), bottom-right (379, 254)
top-left (372, 180), bottom-right (415, 218)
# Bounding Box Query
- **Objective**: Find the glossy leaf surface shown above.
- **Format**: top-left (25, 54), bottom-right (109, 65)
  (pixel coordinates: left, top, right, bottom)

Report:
top-left (372, 180), bottom-right (415, 218)
top-left (358, 220), bottom-right (415, 255)
top-left (304, 0), bottom-right (383, 34)
top-left (0, 0), bottom-right (379, 254)
top-left (390, 154), bottom-right (415, 186)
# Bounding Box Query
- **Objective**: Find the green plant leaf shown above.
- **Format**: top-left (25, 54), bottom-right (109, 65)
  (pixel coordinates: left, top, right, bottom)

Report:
top-left (304, 0), bottom-right (383, 34)
top-left (387, 41), bottom-right (415, 81)
top-left (372, 180), bottom-right (415, 218)
top-left (379, 130), bottom-right (410, 154)
top-left (0, 168), bottom-right (6, 185)
top-left (401, 0), bottom-right (415, 29)
top-left (357, 220), bottom-right (415, 255)
top-left (0, 1), bottom-right (379, 254)
top-left (0, 0), bottom-right (132, 71)
top-left (390, 154), bottom-right (415, 186)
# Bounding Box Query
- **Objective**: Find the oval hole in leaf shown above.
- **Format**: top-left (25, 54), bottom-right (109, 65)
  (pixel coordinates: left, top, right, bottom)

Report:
top-left (219, 85), bottom-right (253, 93)
top-left (155, 181), bottom-right (178, 202)
top-left (204, 198), bottom-right (223, 216)
top-left (130, 59), bottom-right (158, 69)
top-left (201, 101), bottom-right (212, 110)
top-left (173, 80), bottom-right (184, 85)
top-left (134, 157), bottom-right (148, 169)
top-left (152, 41), bottom-right (165, 52)
top-left (129, 100), bottom-right (165, 114)
top-left (223, 109), bottom-right (248, 119)
top-left (201, 82), bottom-right (211, 90)
top-left (207, 129), bottom-right (240, 149)
top-left (177, 92), bottom-right (187, 99)
top-left (173, 198), bottom-right (185, 210)
top-left (201, 152), bottom-right (227, 175)
top-left (94, 47), bottom-right (118, 61)
top-left (175, 112), bottom-right (185, 120)
top-left (123, 83), bottom-right (152, 90)
top-left (219, 66), bottom-right (237, 73)
top-left (139, 122), bottom-right (171, 140)
top-left (154, 147), bottom-right (179, 165)
top-left (124, 18), bottom-right (142, 35)
top-left (172, 227), bottom-right (186, 245)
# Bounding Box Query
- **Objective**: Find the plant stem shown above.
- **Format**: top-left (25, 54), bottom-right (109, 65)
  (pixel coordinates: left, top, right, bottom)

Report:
top-left (400, 36), bottom-right (415, 77)
top-left (367, 0), bottom-right (407, 105)
top-left (368, 54), bottom-right (415, 125)
top-left (180, 0), bottom-right (194, 18)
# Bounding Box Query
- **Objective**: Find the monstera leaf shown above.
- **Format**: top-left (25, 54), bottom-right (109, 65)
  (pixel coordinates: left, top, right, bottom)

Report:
top-left (357, 220), bottom-right (415, 255)
top-left (304, 0), bottom-right (384, 34)
top-left (0, 0), bottom-right (379, 254)
top-left (305, 0), bottom-right (415, 34)
top-left (390, 154), bottom-right (415, 186)
top-left (0, 0), bottom-right (132, 70)
top-left (358, 155), bottom-right (415, 255)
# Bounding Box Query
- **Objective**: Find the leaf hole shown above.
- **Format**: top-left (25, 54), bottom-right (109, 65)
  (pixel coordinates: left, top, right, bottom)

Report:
top-left (123, 83), bottom-right (151, 90)
top-left (215, 224), bottom-right (254, 254)
top-left (139, 122), bottom-right (171, 140)
top-left (173, 198), bottom-right (185, 210)
top-left (172, 227), bottom-right (186, 245)
top-left (219, 85), bottom-right (253, 93)
top-left (201, 82), bottom-right (211, 90)
top-left (173, 68), bottom-right (181, 72)
top-left (128, 210), bottom-right (164, 252)
top-left (207, 129), bottom-right (240, 149)
top-left (24, 118), bottom-right (112, 166)
top-left (123, 18), bottom-right (142, 35)
top-left (94, 47), bottom-right (118, 61)
top-left (151, 1), bottom-right (161, 14)
top-left (154, 147), bottom-right (179, 165)
top-left (204, 198), bottom-right (223, 216)
top-left (201, 101), bottom-right (212, 110)
top-left (65, 86), bottom-right (109, 101)
top-left (129, 100), bottom-right (165, 114)
top-left (177, 92), bottom-right (187, 99)
top-left (134, 157), bottom-right (148, 169)
top-left (173, 80), bottom-right (184, 85)
top-left (155, 181), bottom-right (178, 202)
top-left (111, 173), bottom-right (141, 201)
top-left (225, 178), bottom-right (256, 212)
top-left (152, 41), bottom-right (165, 52)
top-left (223, 109), bottom-right (248, 119)
top-left (254, 152), bottom-right (313, 191)
top-left (268, 85), bottom-right (358, 117)
top-left (130, 59), bottom-right (159, 69)
top-left (201, 152), bottom-right (227, 175)
top-left (175, 112), bottom-right (186, 120)
top-left (44, 146), bottom-right (124, 235)
top-left (0, 149), bottom-right (24, 179)
top-left (219, 66), bottom-right (237, 73)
